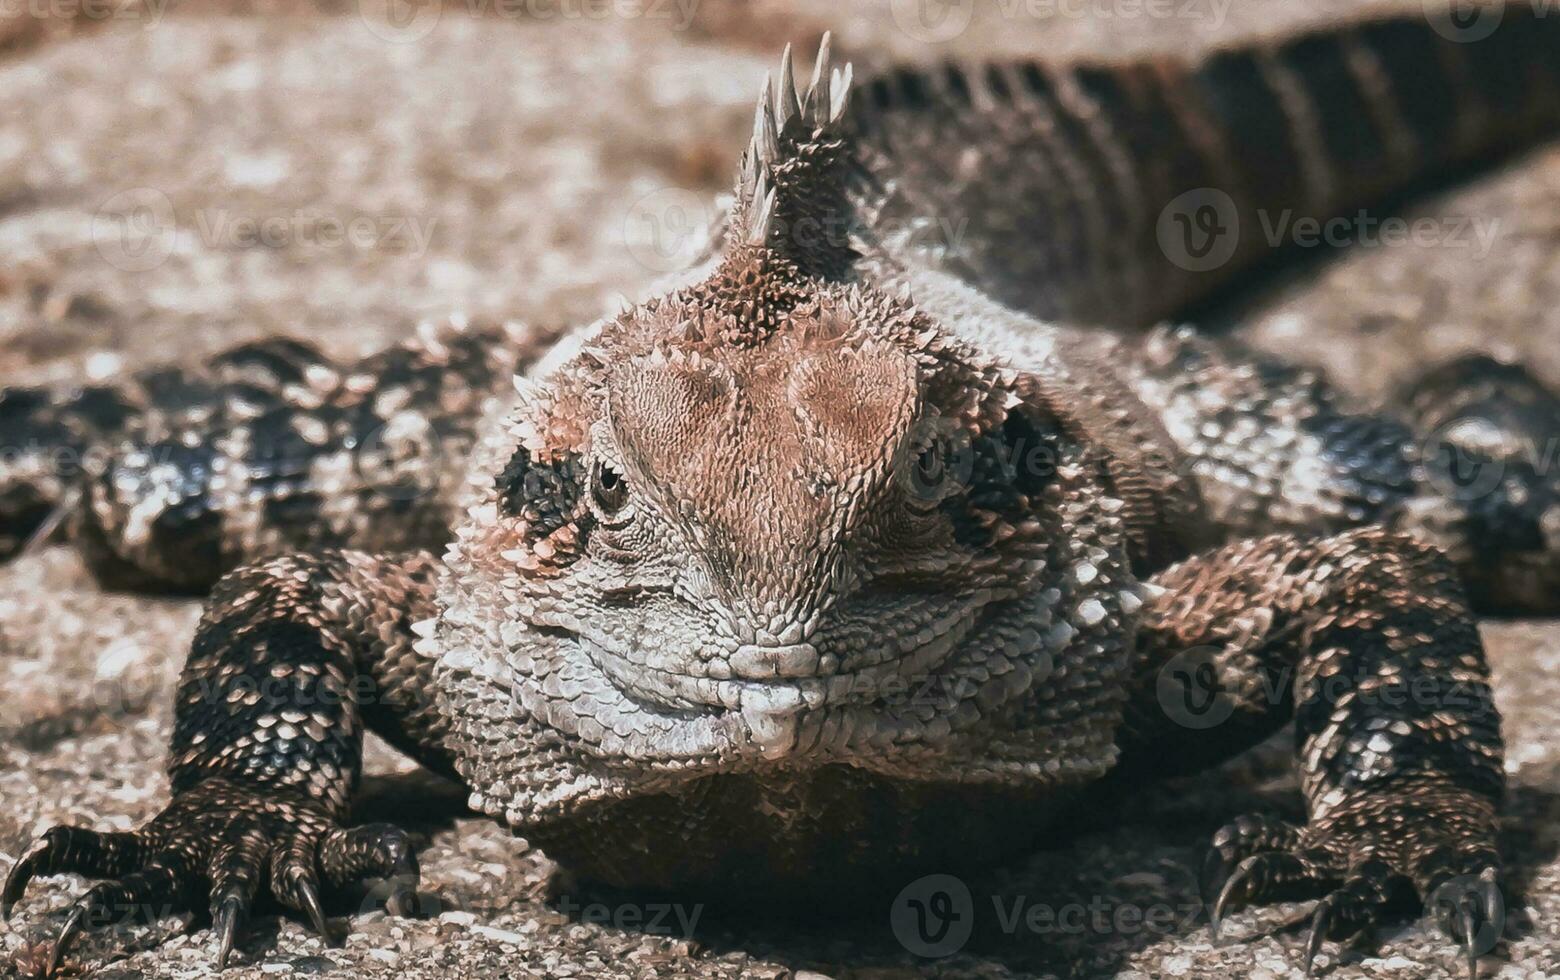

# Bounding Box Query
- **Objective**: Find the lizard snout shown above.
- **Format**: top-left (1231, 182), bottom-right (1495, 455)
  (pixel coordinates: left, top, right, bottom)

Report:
top-left (729, 642), bottom-right (821, 680)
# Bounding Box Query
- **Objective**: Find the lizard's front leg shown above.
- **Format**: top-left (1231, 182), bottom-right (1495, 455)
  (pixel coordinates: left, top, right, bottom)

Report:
top-left (2, 549), bottom-right (453, 974)
top-left (1127, 327), bottom-right (1560, 614)
top-left (1118, 527), bottom-right (1503, 978)
top-left (0, 318), bottom-right (547, 593)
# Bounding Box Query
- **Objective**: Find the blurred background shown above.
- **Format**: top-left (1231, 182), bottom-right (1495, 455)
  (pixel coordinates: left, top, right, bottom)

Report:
top-left (1, 1), bottom-right (1558, 977)
top-left (5, 0), bottom-right (1557, 399)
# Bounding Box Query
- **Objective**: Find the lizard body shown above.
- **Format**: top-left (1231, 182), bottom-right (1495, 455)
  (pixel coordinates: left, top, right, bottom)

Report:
top-left (4, 6), bottom-right (1560, 977)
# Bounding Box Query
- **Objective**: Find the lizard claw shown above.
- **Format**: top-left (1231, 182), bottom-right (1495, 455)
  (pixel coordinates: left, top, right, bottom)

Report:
top-left (1200, 813), bottom-right (1308, 940)
top-left (3, 825), bottom-right (146, 922)
top-left (1210, 851), bottom-right (1312, 942)
top-left (1302, 897), bottom-right (1334, 978)
top-left (46, 902), bottom-right (90, 978)
top-left (6, 782), bottom-right (420, 972)
top-left (1428, 867), bottom-right (1504, 980)
top-left (211, 890), bottom-right (247, 969)
top-left (1296, 859), bottom-right (1396, 978)
top-left (293, 874), bottom-right (334, 942)
top-left (1198, 798), bottom-right (1505, 978)
top-left (1210, 855), bottom-right (1258, 942)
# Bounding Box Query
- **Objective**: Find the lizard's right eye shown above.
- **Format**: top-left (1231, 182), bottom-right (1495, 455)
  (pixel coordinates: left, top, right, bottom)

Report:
top-left (591, 460), bottom-right (630, 515)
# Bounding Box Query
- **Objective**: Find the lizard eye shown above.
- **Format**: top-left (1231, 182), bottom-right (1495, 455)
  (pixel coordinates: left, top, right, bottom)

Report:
top-left (590, 460), bottom-right (630, 515)
top-left (914, 443), bottom-right (945, 486)
top-left (901, 426), bottom-right (970, 508)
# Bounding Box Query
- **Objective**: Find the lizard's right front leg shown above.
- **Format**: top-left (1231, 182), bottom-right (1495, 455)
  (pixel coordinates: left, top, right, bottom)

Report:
top-left (0, 318), bottom-right (548, 593)
top-left (2, 549), bottom-right (454, 974)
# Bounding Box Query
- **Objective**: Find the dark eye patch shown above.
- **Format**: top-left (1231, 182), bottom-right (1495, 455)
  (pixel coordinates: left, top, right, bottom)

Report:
top-left (945, 408), bottom-right (1060, 548)
top-left (496, 444), bottom-right (589, 543)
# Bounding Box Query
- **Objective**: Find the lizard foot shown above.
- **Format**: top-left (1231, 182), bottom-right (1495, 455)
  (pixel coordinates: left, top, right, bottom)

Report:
top-left (1202, 782), bottom-right (1503, 979)
top-left (2, 779), bottom-right (419, 975)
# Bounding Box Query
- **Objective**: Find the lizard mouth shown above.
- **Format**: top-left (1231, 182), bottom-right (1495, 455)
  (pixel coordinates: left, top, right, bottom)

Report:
top-left (505, 586), bottom-right (1059, 768)
top-left (572, 591), bottom-right (994, 713)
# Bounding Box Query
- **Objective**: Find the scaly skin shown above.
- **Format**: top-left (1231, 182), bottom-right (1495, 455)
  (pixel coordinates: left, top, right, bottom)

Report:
top-left (5, 9), bottom-right (1560, 978)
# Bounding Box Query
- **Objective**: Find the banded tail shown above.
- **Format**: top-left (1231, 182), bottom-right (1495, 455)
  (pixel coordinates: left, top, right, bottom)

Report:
top-left (841, 2), bottom-right (1560, 327)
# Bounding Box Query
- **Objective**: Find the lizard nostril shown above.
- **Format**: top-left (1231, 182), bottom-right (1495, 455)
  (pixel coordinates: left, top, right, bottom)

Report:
top-left (730, 643), bottom-right (821, 680)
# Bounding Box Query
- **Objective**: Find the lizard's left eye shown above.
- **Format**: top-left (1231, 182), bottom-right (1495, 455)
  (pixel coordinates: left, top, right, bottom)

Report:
top-left (914, 443), bottom-right (945, 486)
top-left (591, 460), bottom-right (630, 515)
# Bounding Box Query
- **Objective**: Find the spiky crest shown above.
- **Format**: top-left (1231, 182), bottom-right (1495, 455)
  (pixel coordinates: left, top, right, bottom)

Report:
top-left (729, 33), bottom-right (859, 282)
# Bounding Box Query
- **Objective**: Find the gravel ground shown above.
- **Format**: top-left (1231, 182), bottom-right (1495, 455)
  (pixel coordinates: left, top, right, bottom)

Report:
top-left (0, 2), bottom-right (1557, 978)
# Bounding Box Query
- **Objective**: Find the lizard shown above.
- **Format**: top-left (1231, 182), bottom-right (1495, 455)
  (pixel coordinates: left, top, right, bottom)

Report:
top-left (4, 6), bottom-right (1560, 977)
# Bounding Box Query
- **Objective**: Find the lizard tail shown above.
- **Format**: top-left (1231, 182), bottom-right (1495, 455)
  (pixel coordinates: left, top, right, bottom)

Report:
top-left (1161, 3), bottom-right (1560, 301)
top-left (842, 2), bottom-right (1560, 327)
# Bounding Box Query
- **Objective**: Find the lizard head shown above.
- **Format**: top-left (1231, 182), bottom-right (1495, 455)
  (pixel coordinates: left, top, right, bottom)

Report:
top-left (436, 244), bottom-right (1137, 825)
top-left (433, 38), bottom-right (1134, 827)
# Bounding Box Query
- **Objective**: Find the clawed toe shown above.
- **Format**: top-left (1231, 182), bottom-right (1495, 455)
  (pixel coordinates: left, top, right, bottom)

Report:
top-left (5, 787), bottom-right (423, 975)
top-left (1198, 812), bottom-right (1502, 979)
top-left (1428, 867), bottom-right (1504, 980)
top-left (1200, 813), bottom-right (1327, 941)
top-left (45, 870), bottom-right (183, 979)
top-left (210, 890), bottom-right (247, 970)
top-left (1295, 860), bottom-right (1421, 977)
top-left (2, 826), bottom-right (147, 921)
top-left (1211, 851), bottom-right (1315, 940)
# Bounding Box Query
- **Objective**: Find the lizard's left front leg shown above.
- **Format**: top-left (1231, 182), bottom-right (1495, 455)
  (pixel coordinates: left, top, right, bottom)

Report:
top-left (1118, 527), bottom-right (1504, 978)
top-left (2, 549), bottom-right (453, 973)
